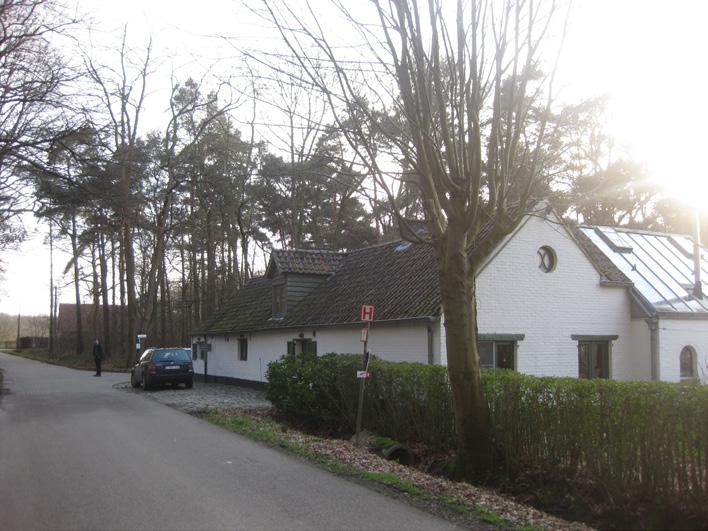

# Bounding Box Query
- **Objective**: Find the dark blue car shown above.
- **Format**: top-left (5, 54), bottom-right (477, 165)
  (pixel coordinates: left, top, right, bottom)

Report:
top-left (131, 348), bottom-right (194, 390)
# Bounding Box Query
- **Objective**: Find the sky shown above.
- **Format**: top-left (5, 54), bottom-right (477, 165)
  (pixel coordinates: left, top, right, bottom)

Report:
top-left (1, 0), bottom-right (707, 315)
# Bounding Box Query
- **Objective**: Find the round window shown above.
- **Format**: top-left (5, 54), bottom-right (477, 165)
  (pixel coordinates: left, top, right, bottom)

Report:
top-left (538, 246), bottom-right (557, 273)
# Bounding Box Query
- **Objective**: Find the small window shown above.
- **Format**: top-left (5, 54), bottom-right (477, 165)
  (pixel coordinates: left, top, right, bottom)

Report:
top-left (287, 338), bottom-right (317, 356)
top-left (191, 345), bottom-right (198, 361)
top-left (272, 283), bottom-right (286, 318)
top-left (538, 246), bottom-right (557, 273)
top-left (680, 346), bottom-right (696, 380)
top-left (239, 337), bottom-right (248, 361)
top-left (478, 341), bottom-right (516, 369)
top-left (578, 341), bottom-right (610, 379)
top-left (304, 339), bottom-right (317, 356)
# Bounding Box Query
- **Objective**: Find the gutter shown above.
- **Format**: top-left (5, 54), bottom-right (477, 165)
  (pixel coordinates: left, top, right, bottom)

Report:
top-left (193, 315), bottom-right (440, 338)
top-left (600, 279), bottom-right (634, 288)
top-left (648, 316), bottom-right (660, 381)
top-left (655, 311), bottom-right (708, 320)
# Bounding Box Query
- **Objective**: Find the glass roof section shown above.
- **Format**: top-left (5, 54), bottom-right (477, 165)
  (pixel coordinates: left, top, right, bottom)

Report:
top-left (594, 226), bottom-right (633, 252)
top-left (580, 226), bottom-right (708, 314)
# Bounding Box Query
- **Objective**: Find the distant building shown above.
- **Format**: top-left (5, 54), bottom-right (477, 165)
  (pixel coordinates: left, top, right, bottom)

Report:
top-left (56, 303), bottom-right (123, 344)
top-left (16, 336), bottom-right (48, 349)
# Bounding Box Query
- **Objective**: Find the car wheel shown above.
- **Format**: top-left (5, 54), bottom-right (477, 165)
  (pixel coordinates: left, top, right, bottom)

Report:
top-left (185, 379), bottom-right (193, 389)
top-left (142, 373), bottom-right (151, 391)
top-left (130, 371), bottom-right (140, 388)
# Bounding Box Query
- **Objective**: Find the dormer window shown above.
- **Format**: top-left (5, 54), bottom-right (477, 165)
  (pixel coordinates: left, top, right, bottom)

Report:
top-left (272, 281), bottom-right (286, 318)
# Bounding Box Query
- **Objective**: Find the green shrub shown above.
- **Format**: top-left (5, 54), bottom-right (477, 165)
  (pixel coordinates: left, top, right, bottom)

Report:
top-left (266, 353), bottom-right (708, 518)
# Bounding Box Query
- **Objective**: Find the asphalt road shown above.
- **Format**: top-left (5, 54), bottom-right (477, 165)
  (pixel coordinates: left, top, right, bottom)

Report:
top-left (0, 353), bottom-right (459, 531)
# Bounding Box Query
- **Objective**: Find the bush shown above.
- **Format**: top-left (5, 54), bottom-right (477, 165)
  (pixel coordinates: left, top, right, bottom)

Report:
top-left (266, 353), bottom-right (708, 521)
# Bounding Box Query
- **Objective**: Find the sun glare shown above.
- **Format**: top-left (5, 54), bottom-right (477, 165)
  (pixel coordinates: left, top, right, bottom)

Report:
top-left (565, 0), bottom-right (708, 214)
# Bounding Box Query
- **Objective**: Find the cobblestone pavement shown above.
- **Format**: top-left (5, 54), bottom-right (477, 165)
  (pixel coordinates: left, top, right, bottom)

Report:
top-left (115, 379), bottom-right (271, 413)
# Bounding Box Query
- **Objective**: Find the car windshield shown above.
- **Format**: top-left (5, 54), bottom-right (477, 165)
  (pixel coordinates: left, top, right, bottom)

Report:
top-left (152, 349), bottom-right (191, 362)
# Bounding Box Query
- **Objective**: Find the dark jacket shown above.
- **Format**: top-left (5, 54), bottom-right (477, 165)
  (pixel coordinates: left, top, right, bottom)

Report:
top-left (92, 342), bottom-right (103, 359)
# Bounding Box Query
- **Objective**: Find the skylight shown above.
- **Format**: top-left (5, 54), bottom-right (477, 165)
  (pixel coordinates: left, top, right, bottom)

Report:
top-left (668, 236), bottom-right (694, 259)
top-left (594, 227), bottom-right (633, 253)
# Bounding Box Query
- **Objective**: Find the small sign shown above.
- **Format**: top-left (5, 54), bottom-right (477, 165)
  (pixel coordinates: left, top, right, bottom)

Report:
top-left (360, 328), bottom-right (368, 342)
top-left (135, 343), bottom-right (141, 350)
top-left (360, 304), bottom-right (375, 322)
top-left (356, 370), bottom-right (371, 379)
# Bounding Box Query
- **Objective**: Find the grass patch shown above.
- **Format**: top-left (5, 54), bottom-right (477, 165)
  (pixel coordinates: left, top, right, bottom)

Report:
top-left (198, 408), bottom-right (526, 530)
top-left (475, 506), bottom-right (505, 526)
top-left (358, 471), bottom-right (423, 497)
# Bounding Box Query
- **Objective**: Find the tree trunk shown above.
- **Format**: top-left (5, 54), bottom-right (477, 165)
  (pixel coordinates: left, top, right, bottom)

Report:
top-left (118, 237), bottom-right (126, 363)
top-left (123, 220), bottom-right (137, 366)
top-left (158, 252), bottom-right (166, 346)
top-left (98, 230), bottom-right (111, 358)
top-left (205, 209), bottom-right (216, 317)
top-left (48, 220), bottom-right (54, 356)
top-left (70, 215), bottom-right (84, 357)
top-left (437, 220), bottom-right (494, 477)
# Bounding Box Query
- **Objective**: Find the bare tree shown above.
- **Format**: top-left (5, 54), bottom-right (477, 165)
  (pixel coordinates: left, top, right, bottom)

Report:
top-left (263, 0), bottom-right (567, 476)
top-left (0, 0), bottom-right (76, 255)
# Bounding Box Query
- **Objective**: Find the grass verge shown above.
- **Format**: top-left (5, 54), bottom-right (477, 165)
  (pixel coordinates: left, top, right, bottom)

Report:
top-left (198, 408), bottom-right (544, 531)
top-left (1, 348), bottom-right (129, 372)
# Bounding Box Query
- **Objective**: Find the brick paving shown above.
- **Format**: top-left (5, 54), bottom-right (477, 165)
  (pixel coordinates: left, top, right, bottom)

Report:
top-left (115, 379), bottom-right (271, 413)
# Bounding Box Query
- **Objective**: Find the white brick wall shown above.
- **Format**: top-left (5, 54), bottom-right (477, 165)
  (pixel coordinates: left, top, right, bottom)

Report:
top-left (629, 319), bottom-right (652, 380)
top-left (441, 215), bottom-right (639, 379)
top-left (193, 321), bottom-right (433, 382)
top-left (658, 319), bottom-right (708, 383)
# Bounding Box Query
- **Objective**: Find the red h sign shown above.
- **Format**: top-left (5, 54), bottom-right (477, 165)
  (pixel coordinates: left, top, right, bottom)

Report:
top-left (360, 304), bottom-right (375, 322)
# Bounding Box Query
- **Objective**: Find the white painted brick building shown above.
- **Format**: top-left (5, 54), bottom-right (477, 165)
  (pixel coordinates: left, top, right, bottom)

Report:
top-left (193, 212), bottom-right (708, 385)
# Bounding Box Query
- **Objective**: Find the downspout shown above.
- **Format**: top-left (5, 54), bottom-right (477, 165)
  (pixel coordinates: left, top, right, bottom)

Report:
top-left (648, 316), bottom-right (660, 381)
top-left (426, 324), bottom-right (434, 365)
top-left (692, 206), bottom-right (703, 299)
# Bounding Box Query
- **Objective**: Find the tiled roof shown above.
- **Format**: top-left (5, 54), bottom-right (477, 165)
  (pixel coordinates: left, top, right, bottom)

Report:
top-left (282, 241), bottom-right (440, 326)
top-left (194, 277), bottom-right (272, 335)
top-left (568, 225), bottom-right (632, 285)
top-left (197, 241), bottom-right (440, 334)
top-left (270, 249), bottom-right (345, 276)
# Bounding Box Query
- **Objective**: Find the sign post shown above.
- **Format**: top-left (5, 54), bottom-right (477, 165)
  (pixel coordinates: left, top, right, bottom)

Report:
top-left (355, 305), bottom-right (375, 446)
top-left (136, 333), bottom-right (147, 362)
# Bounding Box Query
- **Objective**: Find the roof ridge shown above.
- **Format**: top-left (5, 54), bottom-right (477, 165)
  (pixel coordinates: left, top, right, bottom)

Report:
top-left (346, 239), bottom-right (410, 254)
top-left (273, 248), bottom-right (347, 255)
top-left (581, 224), bottom-right (695, 241)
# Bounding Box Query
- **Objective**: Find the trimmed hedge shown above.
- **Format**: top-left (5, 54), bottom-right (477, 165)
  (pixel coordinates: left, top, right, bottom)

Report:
top-left (266, 353), bottom-right (708, 517)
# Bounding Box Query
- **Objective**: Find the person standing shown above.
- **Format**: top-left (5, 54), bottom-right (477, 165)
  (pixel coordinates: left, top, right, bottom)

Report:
top-left (92, 339), bottom-right (103, 376)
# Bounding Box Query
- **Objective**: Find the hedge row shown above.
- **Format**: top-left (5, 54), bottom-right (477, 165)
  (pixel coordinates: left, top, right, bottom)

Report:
top-left (266, 353), bottom-right (708, 514)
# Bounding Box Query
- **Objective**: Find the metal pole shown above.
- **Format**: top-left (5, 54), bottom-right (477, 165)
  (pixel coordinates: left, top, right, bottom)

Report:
top-left (354, 322), bottom-right (370, 446)
top-left (693, 205), bottom-right (703, 299)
